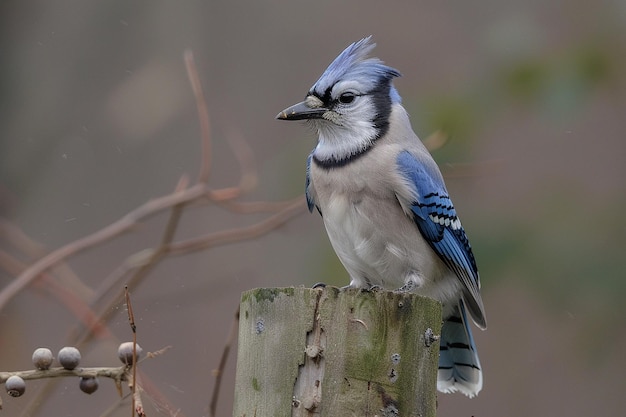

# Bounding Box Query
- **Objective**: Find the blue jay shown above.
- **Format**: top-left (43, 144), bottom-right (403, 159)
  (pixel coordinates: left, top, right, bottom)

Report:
top-left (276, 36), bottom-right (486, 397)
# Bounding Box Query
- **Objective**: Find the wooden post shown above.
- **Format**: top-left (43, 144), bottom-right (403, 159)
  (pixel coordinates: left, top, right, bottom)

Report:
top-left (233, 286), bottom-right (442, 417)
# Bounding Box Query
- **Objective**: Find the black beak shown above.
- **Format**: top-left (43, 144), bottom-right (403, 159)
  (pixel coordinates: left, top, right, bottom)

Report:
top-left (276, 101), bottom-right (328, 121)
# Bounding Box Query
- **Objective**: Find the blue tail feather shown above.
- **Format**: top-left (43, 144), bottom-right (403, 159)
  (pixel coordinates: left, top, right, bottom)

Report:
top-left (437, 299), bottom-right (482, 397)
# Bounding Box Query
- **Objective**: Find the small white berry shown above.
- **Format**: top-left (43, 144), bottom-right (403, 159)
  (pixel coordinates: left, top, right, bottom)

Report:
top-left (6, 375), bottom-right (26, 397)
top-left (118, 342), bottom-right (143, 365)
top-left (58, 347), bottom-right (81, 370)
top-left (32, 347), bottom-right (54, 370)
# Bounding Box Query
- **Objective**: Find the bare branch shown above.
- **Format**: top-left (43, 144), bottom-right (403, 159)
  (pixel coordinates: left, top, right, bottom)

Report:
top-left (0, 249), bottom-right (112, 339)
top-left (0, 182), bottom-right (214, 312)
top-left (73, 196), bottom-right (305, 347)
top-left (134, 385), bottom-right (146, 417)
top-left (209, 306), bottom-right (239, 417)
top-left (125, 287), bottom-right (139, 417)
top-left (0, 366), bottom-right (128, 384)
top-left (169, 197), bottom-right (305, 254)
top-left (0, 219), bottom-right (94, 300)
top-left (185, 49), bottom-right (212, 184)
top-left (0, 49), bottom-right (309, 417)
top-left (227, 129), bottom-right (258, 194)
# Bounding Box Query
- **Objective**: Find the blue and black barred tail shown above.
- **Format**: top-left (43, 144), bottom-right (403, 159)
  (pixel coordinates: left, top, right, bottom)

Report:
top-left (437, 300), bottom-right (483, 397)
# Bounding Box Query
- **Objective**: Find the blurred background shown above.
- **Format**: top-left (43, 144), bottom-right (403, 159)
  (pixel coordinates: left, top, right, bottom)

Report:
top-left (1, 0), bottom-right (625, 416)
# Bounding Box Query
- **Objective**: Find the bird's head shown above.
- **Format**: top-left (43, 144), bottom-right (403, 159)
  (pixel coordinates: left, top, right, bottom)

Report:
top-left (277, 36), bottom-right (401, 166)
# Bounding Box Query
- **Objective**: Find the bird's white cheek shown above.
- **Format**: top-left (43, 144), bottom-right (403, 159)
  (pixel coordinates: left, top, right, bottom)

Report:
top-left (322, 111), bottom-right (342, 125)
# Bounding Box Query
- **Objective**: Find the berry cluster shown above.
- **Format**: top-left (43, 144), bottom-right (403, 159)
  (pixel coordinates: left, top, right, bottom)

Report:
top-left (2, 343), bottom-right (142, 399)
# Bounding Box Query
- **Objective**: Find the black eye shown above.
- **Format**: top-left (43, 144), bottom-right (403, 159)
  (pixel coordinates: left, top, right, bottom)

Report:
top-left (339, 92), bottom-right (356, 104)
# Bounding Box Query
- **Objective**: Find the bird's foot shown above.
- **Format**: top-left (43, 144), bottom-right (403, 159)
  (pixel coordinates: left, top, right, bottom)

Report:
top-left (394, 280), bottom-right (416, 293)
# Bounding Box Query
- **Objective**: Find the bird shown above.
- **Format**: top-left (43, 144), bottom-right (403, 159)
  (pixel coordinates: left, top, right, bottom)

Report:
top-left (276, 36), bottom-right (486, 397)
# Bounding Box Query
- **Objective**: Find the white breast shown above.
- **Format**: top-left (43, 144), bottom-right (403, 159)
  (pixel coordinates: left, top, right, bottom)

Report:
top-left (322, 187), bottom-right (408, 289)
top-left (307, 106), bottom-right (465, 309)
top-left (316, 173), bottom-right (463, 311)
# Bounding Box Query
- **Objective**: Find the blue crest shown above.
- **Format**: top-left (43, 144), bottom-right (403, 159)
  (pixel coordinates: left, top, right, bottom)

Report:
top-left (311, 36), bottom-right (402, 103)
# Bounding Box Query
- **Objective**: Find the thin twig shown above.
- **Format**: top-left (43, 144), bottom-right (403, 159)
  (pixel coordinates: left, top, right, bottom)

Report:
top-left (216, 198), bottom-right (303, 214)
top-left (0, 366), bottom-right (128, 383)
top-left (0, 250), bottom-right (112, 339)
top-left (0, 218), bottom-right (47, 255)
top-left (85, 196), bottom-right (301, 320)
top-left (134, 384), bottom-right (146, 417)
top-left (0, 129), bottom-right (266, 314)
top-left (0, 182), bottom-right (212, 312)
top-left (169, 197), bottom-right (304, 254)
top-left (145, 346), bottom-right (172, 360)
top-left (125, 287), bottom-right (138, 417)
top-left (209, 306), bottom-right (239, 417)
top-left (73, 196), bottom-right (305, 347)
top-left (0, 219), bottom-right (94, 300)
top-left (184, 49), bottom-right (212, 184)
top-left (226, 129), bottom-right (257, 193)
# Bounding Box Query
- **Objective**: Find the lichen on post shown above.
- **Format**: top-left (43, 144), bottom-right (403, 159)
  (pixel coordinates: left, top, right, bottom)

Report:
top-left (233, 286), bottom-right (442, 417)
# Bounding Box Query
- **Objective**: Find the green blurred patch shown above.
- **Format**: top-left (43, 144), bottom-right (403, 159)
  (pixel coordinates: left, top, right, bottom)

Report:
top-left (424, 96), bottom-right (477, 142)
top-left (502, 59), bottom-right (549, 102)
top-left (474, 188), bottom-right (626, 314)
top-left (499, 42), bottom-right (615, 116)
top-left (572, 45), bottom-right (612, 87)
top-left (472, 225), bottom-right (532, 286)
top-left (411, 95), bottom-right (480, 163)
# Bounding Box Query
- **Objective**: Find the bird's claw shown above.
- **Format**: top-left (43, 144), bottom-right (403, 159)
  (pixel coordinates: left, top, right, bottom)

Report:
top-left (361, 284), bottom-right (383, 293)
top-left (394, 281), bottom-right (416, 293)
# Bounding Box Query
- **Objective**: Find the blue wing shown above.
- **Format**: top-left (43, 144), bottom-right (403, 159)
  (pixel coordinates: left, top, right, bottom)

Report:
top-left (396, 151), bottom-right (485, 328)
top-left (305, 154), bottom-right (321, 215)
